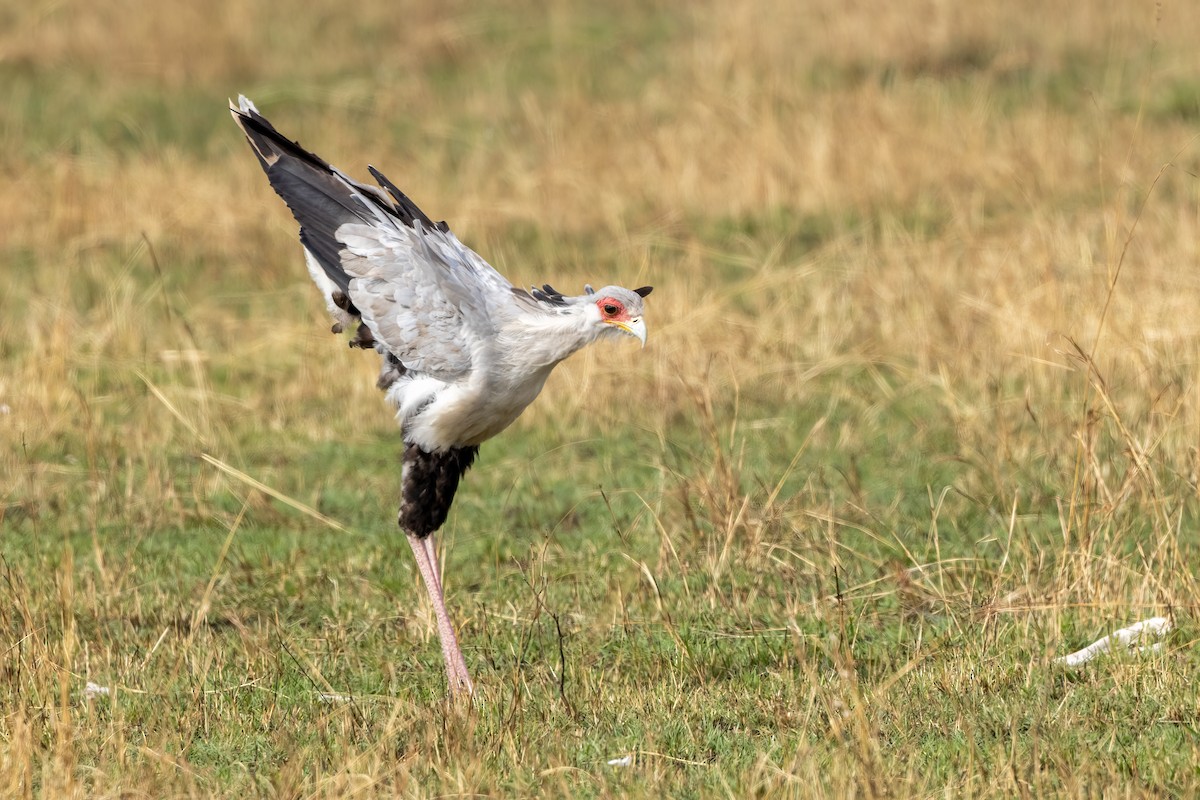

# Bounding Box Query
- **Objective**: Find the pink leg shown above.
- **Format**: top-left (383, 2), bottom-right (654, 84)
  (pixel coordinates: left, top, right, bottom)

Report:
top-left (421, 536), bottom-right (443, 593)
top-left (422, 536), bottom-right (473, 691)
top-left (407, 533), bottom-right (474, 697)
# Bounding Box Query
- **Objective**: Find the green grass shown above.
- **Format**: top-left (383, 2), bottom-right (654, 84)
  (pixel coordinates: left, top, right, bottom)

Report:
top-left (6, 0), bottom-right (1200, 796)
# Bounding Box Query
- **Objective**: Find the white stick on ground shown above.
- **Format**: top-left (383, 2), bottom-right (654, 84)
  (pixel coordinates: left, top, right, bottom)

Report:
top-left (85, 681), bottom-right (111, 699)
top-left (1056, 617), bottom-right (1172, 667)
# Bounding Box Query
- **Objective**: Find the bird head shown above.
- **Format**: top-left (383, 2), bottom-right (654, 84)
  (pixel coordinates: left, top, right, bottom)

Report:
top-left (586, 285), bottom-right (652, 347)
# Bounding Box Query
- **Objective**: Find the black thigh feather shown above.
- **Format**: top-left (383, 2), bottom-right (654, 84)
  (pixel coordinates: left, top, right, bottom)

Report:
top-left (399, 444), bottom-right (479, 537)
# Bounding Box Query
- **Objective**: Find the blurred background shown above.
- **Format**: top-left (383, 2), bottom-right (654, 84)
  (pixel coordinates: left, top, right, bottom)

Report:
top-left (4, 0), bottom-right (1200, 795)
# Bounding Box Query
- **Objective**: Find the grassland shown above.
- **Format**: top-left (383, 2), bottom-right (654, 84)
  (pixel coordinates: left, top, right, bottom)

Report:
top-left (5, 0), bottom-right (1200, 796)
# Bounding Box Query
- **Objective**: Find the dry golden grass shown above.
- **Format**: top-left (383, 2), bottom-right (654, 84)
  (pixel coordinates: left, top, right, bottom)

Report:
top-left (5, 0), bottom-right (1200, 796)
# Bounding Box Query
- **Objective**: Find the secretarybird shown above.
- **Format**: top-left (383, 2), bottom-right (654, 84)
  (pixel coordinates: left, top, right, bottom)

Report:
top-left (230, 97), bottom-right (651, 697)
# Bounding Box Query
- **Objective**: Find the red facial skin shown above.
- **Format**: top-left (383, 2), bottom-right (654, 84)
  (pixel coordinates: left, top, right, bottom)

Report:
top-left (597, 297), bottom-right (631, 321)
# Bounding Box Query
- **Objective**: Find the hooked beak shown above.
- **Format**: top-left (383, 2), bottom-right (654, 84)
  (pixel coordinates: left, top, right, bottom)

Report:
top-left (608, 317), bottom-right (647, 348)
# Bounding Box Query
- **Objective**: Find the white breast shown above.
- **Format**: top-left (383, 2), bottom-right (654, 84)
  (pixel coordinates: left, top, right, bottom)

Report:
top-left (387, 365), bottom-right (555, 450)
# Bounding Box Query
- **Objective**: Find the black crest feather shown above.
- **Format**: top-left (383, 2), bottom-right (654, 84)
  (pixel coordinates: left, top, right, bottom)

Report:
top-left (529, 283), bottom-right (568, 305)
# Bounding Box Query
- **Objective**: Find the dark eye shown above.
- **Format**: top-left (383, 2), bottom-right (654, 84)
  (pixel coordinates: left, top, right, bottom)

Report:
top-left (603, 304), bottom-right (619, 316)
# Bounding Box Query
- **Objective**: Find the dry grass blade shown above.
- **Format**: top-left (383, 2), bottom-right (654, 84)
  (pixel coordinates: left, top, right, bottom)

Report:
top-left (200, 453), bottom-right (350, 534)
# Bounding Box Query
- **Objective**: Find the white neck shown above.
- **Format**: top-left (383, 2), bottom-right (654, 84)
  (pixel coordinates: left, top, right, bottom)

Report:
top-left (496, 305), bottom-right (606, 373)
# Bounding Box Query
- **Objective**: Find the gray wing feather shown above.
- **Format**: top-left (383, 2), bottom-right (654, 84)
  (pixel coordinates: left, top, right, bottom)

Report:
top-left (339, 221), bottom-right (520, 380)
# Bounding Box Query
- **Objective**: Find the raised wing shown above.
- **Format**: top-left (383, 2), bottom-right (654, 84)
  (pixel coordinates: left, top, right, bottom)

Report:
top-left (230, 96), bottom-right (525, 381)
top-left (337, 221), bottom-right (510, 379)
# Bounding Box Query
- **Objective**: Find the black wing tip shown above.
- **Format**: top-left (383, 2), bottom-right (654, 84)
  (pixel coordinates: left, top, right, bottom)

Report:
top-left (232, 100), bottom-right (443, 236)
top-left (366, 165), bottom-right (448, 232)
top-left (229, 96), bottom-right (337, 178)
top-left (229, 95), bottom-right (264, 125)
